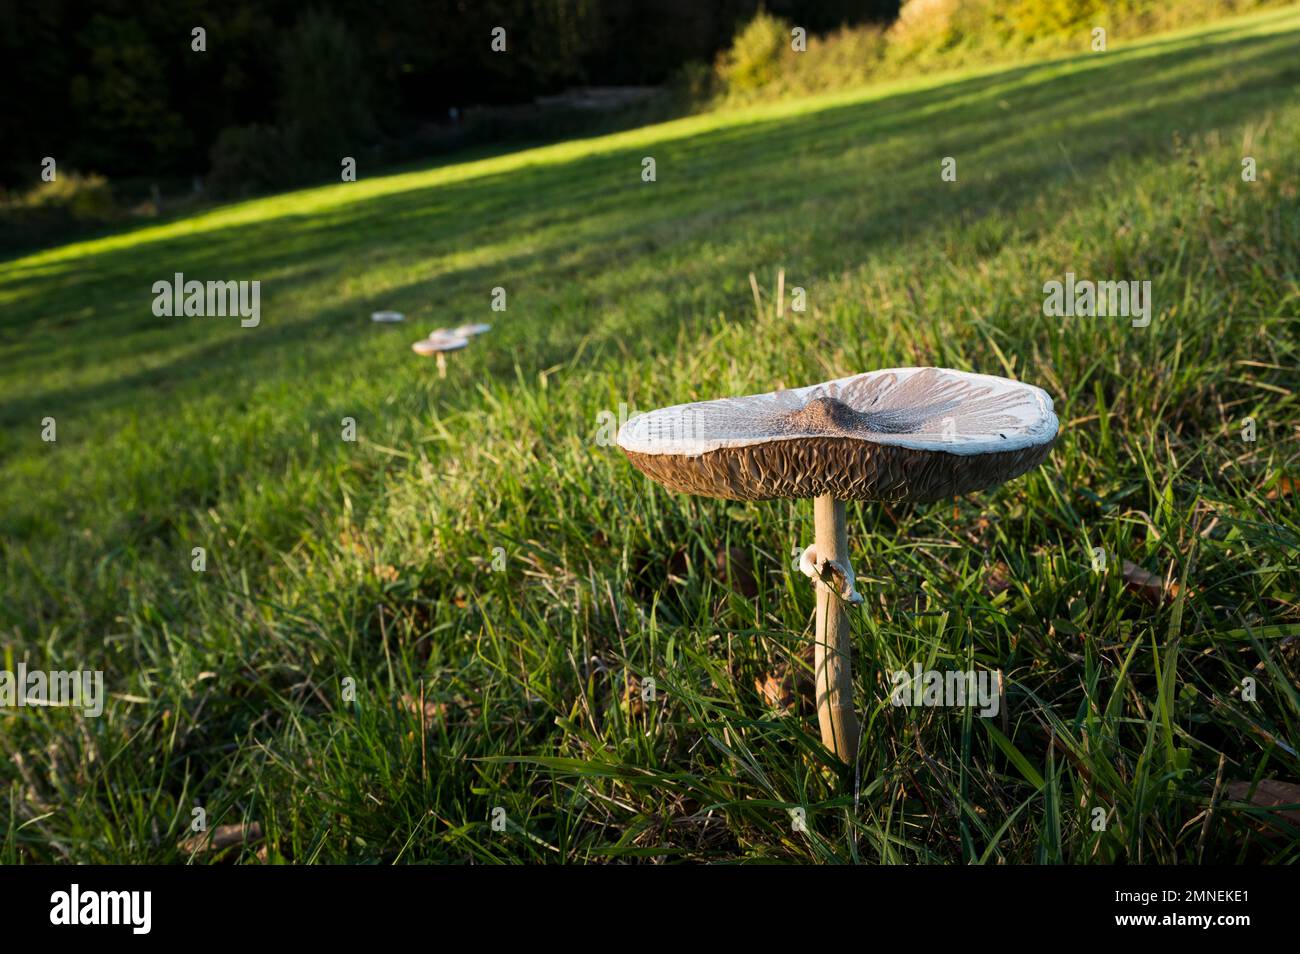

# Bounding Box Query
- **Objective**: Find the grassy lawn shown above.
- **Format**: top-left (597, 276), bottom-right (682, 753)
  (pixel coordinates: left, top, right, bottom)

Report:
top-left (2, 6), bottom-right (1298, 863)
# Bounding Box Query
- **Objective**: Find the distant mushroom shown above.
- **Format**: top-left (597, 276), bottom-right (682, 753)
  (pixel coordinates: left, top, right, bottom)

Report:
top-left (371, 310), bottom-right (405, 324)
top-left (412, 333), bottom-right (468, 378)
top-left (617, 367), bottom-right (1058, 763)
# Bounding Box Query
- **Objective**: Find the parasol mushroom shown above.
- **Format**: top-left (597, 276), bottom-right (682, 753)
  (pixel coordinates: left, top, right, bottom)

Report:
top-left (616, 367), bottom-right (1058, 762)
top-left (412, 333), bottom-right (468, 378)
top-left (452, 323), bottom-right (491, 338)
top-left (371, 310), bottom-right (405, 323)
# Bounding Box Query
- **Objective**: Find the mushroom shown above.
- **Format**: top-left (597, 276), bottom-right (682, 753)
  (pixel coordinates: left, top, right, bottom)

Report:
top-left (371, 310), bottom-right (405, 323)
top-left (616, 367), bottom-right (1058, 762)
top-left (411, 334), bottom-right (468, 378)
top-left (452, 323), bottom-right (491, 338)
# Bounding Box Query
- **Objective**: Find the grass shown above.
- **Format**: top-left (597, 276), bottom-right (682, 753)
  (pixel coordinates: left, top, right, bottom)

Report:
top-left (2, 6), bottom-right (1299, 864)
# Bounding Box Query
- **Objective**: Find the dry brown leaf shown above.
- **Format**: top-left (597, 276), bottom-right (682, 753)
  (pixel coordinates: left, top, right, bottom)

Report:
top-left (1122, 560), bottom-right (1181, 605)
top-left (756, 644), bottom-right (814, 714)
top-left (755, 671), bottom-right (795, 712)
top-left (1226, 779), bottom-right (1300, 825)
top-left (1266, 475), bottom-right (1297, 500)
top-left (177, 821), bottom-right (263, 855)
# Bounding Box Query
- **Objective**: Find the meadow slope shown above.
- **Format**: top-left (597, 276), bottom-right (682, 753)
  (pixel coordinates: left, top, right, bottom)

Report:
top-left (1, 7), bottom-right (1298, 862)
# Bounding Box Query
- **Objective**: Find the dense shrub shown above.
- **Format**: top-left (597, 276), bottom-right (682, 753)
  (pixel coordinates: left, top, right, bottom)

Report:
top-left (886, 0), bottom-right (1011, 60)
top-left (277, 10), bottom-right (376, 165)
top-left (208, 11), bottom-right (377, 198)
top-left (796, 24), bottom-right (889, 93)
top-left (670, 60), bottom-right (718, 103)
top-left (715, 11), bottom-right (791, 94)
top-left (712, 0), bottom-right (1288, 102)
top-left (1, 172), bottom-right (117, 224)
top-left (33, 173), bottom-right (113, 220)
top-left (1007, 0), bottom-right (1104, 39)
top-left (0, 171), bottom-right (121, 254)
top-left (713, 12), bottom-right (888, 103)
top-left (65, 16), bottom-right (192, 178)
top-left (207, 125), bottom-right (292, 198)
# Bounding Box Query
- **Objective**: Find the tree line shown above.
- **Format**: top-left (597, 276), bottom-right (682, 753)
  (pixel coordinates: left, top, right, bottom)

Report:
top-left (1, 0), bottom-right (896, 190)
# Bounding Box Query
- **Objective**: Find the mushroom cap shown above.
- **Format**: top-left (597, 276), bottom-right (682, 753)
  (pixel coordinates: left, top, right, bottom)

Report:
top-left (617, 367), bottom-right (1058, 502)
top-left (452, 323), bottom-right (491, 337)
top-left (412, 335), bottom-right (468, 355)
top-left (371, 310), bottom-right (405, 323)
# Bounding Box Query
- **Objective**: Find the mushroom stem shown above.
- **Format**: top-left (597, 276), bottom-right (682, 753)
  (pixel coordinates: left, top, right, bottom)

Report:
top-left (813, 494), bottom-right (860, 762)
top-left (436, 353), bottom-right (447, 379)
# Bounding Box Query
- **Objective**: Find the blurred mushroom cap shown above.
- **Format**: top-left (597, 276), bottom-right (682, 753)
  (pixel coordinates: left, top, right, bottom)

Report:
top-left (617, 367), bottom-right (1058, 502)
top-left (452, 323), bottom-right (491, 337)
top-left (371, 310), bottom-right (404, 323)
top-left (412, 335), bottom-right (468, 355)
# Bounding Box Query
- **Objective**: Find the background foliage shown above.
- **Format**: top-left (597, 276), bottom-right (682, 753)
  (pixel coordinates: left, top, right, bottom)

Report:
top-left (1, 0), bottom-right (1287, 248)
top-left (0, 0), bottom-right (897, 189)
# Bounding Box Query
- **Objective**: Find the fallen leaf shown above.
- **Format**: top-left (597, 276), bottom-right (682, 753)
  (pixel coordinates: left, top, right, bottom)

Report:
top-left (177, 822), bottom-right (263, 855)
top-left (755, 671), bottom-right (795, 712)
top-left (1122, 560), bottom-right (1181, 605)
top-left (755, 644), bottom-right (814, 714)
top-left (1226, 779), bottom-right (1300, 825)
top-left (1266, 475), bottom-right (1297, 500)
